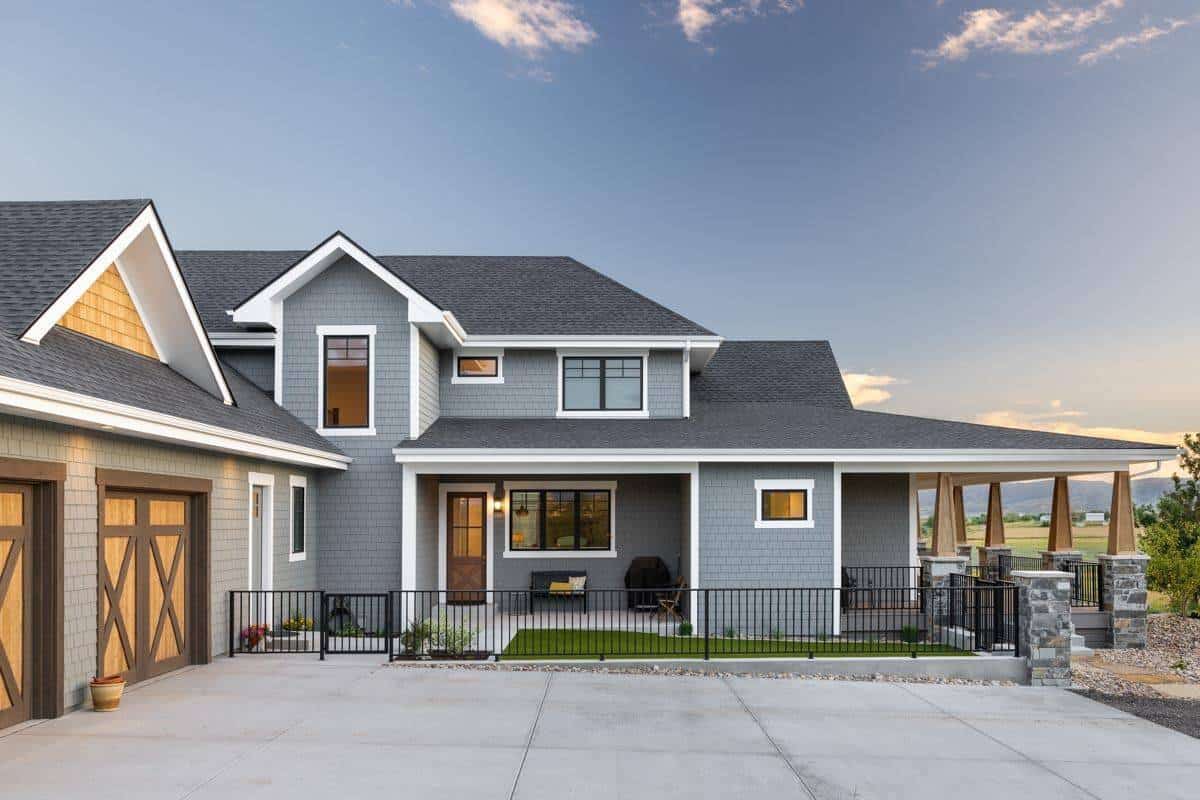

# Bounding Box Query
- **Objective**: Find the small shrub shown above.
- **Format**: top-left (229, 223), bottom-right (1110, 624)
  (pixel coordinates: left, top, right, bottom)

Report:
top-left (429, 613), bottom-right (476, 654)
top-left (400, 620), bottom-right (433, 655)
top-left (677, 622), bottom-right (693, 637)
top-left (282, 613), bottom-right (314, 632)
top-left (722, 625), bottom-right (737, 639)
top-left (899, 625), bottom-right (919, 645)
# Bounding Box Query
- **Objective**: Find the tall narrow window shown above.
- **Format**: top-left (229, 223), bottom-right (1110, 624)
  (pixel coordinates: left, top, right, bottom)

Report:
top-left (324, 336), bottom-right (369, 428)
top-left (291, 485), bottom-right (306, 555)
top-left (562, 356), bottom-right (643, 411)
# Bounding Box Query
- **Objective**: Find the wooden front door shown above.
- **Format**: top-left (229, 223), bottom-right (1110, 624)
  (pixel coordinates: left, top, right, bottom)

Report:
top-left (99, 492), bottom-right (191, 683)
top-left (0, 485), bottom-right (33, 729)
top-left (446, 493), bottom-right (486, 603)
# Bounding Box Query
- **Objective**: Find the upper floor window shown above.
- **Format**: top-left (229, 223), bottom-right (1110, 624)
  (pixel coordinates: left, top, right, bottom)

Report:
top-left (458, 356), bottom-right (498, 378)
top-left (562, 356), bottom-right (643, 412)
top-left (317, 325), bottom-right (375, 435)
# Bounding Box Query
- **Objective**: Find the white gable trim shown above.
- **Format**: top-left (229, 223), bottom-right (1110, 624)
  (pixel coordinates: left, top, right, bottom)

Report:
top-left (231, 232), bottom-right (451, 329)
top-left (20, 203), bottom-right (235, 406)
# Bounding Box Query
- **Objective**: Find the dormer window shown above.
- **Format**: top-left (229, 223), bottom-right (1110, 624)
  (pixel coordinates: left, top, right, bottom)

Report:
top-left (557, 351), bottom-right (648, 418)
top-left (317, 325), bottom-right (376, 436)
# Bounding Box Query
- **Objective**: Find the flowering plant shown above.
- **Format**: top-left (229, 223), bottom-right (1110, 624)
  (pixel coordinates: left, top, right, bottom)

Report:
top-left (240, 624), bottom-right (269, 649)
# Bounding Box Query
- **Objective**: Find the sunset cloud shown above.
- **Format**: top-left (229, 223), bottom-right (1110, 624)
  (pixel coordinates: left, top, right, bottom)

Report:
top-left (447, 0), bottom-right (596, 56)
top-left (1079, 16), bottom-right (1194, 65)
top-left (842, 372), bottom-right (904, 407)
top-left (917, 0), bottom-right (1123, 67)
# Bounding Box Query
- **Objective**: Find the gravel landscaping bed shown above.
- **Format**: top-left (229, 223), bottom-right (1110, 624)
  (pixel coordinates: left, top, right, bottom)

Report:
top-left (388, 660), bottom-right (1017, 685)
top-left (1073, 689), bottom-right (1200, 739)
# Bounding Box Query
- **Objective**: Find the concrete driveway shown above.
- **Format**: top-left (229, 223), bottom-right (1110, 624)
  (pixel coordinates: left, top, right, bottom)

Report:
top-left (2, 657), bottom-right (1198, 800)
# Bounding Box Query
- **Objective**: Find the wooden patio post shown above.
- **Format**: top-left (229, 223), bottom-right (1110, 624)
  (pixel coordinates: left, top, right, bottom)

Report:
top-left (1107, 471), bottom-right (1137, 555)
top-left (931, 473), bottom-right (958, 557)
top-left (984, 483), bottom-right (1006, 547)
top-left (1046, 476), bottom-right (1074, 552)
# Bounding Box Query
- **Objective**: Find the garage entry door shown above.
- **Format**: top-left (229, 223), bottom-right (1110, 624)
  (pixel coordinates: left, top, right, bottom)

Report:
top-left (0, 484), bottom-right (32, 729)
top-left (99, 492), bottom-right (192, 683)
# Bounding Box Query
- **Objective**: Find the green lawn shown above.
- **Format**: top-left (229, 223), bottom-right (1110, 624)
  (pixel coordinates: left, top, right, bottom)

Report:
top-left (501, 629), bottom-right (972, 660)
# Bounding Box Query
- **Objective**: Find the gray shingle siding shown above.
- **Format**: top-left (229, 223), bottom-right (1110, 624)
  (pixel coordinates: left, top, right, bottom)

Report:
top-left (841, 474), bottom-right (911, 570)
top-left (417, 333), bottom-right (439, 436)
top-left (0, 412), bottom-right (318, 711)
top-left (436, 348), bottom-right (683, 418)
top-left (698, 463), bottom-right (835, 589)
top-left (219, 348), bottom-right (274, 394)
top-left (281, 256), bottom-right (409, 592)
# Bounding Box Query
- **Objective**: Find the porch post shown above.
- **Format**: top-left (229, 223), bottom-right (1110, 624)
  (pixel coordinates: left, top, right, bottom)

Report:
top-left (400, 464), bottom-right (417, 623)
top-left (1043, 476), bottom-right (1081, 572)
top-left (921, 473), bottom-right (967, 628)
top-left (1106, 471), bottom-right (1137, 555)
top-left (981, 482), bottom-right (1011, 575)
top-left (953, 485), bottom-right (971, 559)
top-left (930, 473), bottom-right (958, 557)
top-left (1098, 471), bottom-right (1148, 648)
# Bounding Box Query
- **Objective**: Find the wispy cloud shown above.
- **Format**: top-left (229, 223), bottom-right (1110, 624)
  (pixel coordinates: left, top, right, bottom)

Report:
top-left (447, 0), bottom-right (597, 56)
top-left (1078, 16), bottom-right (1194, 65)
top-left (675, 1), bottom-right (800, 44)
top-left (975, 402), bottom-right (1183, 476)
top-left (917, 0), bottom-right (1123, 68)
top-left (842, 372), bottom-right (904, 407)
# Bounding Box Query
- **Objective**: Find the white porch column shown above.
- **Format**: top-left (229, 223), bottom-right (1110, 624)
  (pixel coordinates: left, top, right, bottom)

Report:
top-left (401, 463), bottom-right (417, 594)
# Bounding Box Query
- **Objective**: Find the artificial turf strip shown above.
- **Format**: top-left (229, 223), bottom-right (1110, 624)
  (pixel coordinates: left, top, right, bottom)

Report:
top-left (501, 629), bottom-right (973, 659)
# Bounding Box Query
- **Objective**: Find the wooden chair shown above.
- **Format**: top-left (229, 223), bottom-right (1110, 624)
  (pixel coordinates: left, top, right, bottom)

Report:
top-left (656, 577), bottom-right (686, 621)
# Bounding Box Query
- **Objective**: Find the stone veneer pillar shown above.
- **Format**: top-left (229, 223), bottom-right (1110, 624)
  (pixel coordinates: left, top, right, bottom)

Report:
top-left (1011, 570), bottom-right (1073, 687)
top-left (981, 546), bottom-right (1012, 578)
top-left (921, 555), bottom-right (968, 631)
top-left (1097, 554), bottom-right (1149, 649)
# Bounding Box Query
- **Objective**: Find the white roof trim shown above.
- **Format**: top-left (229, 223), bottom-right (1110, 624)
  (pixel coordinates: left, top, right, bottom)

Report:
top-left (211, 331), bottom-right (275, 348)
top-left (0, 374), bottom-right (349, 470)
top-left (20, 203), bottom-right (235, 406)
top-left (393, 447), bottom-right (1178, 467)
top-left (231, 232), bottom-right (448, 327)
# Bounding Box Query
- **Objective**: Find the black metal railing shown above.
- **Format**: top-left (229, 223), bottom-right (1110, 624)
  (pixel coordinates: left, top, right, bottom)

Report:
top-left (841, 566), bottom-right (922, 609)
top-left (228, 590), bottom-right (324, 656)
top-left (1068, 561), bottom-right (1102, 608)
top-left (996, 553), bottom-right (1043, 577)
top-left (228, 583), bottom-right (1020, 661)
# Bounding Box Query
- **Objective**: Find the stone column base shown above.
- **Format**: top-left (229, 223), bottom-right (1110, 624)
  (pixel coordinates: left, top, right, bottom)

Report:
top-left (1042, 550), bottom-right (1082, 573)
top-left (956, 544), bottom-right (973, 560)
top-left (1097, 553), bottom-right (1149, 649)
top-left (1011, 570), bottom-right (1073, 686)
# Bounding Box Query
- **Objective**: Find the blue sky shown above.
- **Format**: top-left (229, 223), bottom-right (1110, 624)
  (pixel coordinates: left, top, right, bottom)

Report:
top-left (1, 0), bottom-right (1196, 464)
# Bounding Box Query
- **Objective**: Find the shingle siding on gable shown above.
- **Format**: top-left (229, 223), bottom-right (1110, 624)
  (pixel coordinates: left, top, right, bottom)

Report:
top-left (0, 412), bottom-right (317, 711)
top-left (436, 348), bottom-right (684, 418)
top-left (840, 475), bottom-right (911, 570)
top-left (698, 463), bottom-right (835, 589)
top-left (281, 256), bottom-right (409, 592)
top-left (219, 348), bottom-right (274, 394)
top-left (417, 333), bottom-right (439, 436)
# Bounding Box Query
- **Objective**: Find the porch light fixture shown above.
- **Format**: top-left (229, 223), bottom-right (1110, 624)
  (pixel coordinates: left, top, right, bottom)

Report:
top-left (493, 499), bottom-right (504, 513)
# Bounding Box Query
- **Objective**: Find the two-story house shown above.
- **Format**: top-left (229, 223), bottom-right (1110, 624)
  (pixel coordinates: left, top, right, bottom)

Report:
top-left (0, 199), bottom-right (1174, 724)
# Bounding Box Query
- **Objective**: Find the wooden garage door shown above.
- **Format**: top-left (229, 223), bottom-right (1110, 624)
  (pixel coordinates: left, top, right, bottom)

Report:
top-left (99, 492), bottom-right (190, 683)
top-left (0, 485), bottom-right (33, 729)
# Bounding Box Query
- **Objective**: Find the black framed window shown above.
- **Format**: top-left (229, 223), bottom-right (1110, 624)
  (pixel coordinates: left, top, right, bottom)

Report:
top-left (508, 489), bottom-right (612, 551)
top-left (562, 357), bottom-right (642, 411)
top-left (323, 335), bottom-right (369, 428)
top-left (292, 486), bottom-right (306, 554)
top-left (457, 356), bottom-right (499, 378)
top-left (761, 489), bottom-right (808, 522)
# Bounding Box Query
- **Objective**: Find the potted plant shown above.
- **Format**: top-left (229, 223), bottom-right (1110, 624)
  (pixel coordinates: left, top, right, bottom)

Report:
top-left (89, 674), bottom-right (126, 712)
top-left (240, 623), bottom-right (270, 652)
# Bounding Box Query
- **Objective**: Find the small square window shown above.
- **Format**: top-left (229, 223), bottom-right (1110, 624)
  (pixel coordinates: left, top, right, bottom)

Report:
top-left (761, 490), bottom-right (807, 521)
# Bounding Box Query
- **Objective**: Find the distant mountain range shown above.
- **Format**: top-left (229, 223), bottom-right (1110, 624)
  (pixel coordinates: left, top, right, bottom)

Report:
top-left (918, 477), bottom-right (1175, 517)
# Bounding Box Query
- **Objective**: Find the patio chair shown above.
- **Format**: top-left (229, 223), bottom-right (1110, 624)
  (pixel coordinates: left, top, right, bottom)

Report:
top-left (656, 577), bottom-right (686, 621)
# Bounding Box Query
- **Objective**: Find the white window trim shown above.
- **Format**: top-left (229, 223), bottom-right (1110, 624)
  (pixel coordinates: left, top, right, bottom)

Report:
top-left (437, 482), bottom-right (496, 598)
top-left (556, 349), bottom-right (650, 419)
top-left (754, 478), bottom-right (815, 529)
top-left (451, 348), bottom-right (505, 385)
top-left (502, 479), bottom-right (619, 559)
top-left (315, 324), bottom-right (376, 437)
top-left (288, 475), bottom-right (308, 562)
top-left (247, 472), bottom-right (275, 590)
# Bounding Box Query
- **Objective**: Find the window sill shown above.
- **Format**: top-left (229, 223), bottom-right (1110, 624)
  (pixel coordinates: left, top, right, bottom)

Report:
top-left (451, 376), bottom-right (505, 385)
top-left (316, 427), bottom-right (376, 437)
top-left (556, 410), bottom-right (649, 419)
top-left (502, 550), bottom-right (618, 559)
top-left (288, 551), bottom-right (307, 562)
top-left (754, 520), bottom-right (815, 529)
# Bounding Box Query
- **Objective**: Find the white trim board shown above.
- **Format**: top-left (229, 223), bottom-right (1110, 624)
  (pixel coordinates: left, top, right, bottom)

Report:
top-left (247, 472), bottom-right (275, 592)
top-left (21, 202), bottom-right (234, 405)
top-left (437, 482), bottom-right (496, 597)
top-left (0, 373), bottom-right (349, 470)
top-left (315, 324), bottom-right (376, 437)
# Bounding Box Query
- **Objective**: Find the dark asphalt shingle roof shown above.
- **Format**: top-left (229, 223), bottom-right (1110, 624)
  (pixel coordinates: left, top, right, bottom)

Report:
top-left (396, 403), bottom-right (1171, 452)
top-left (0, 199), bottom-right (151, 336)
top-left (692, 341), bottom-right (852, 408)
top-left (175, 250), bottom-right (715, 337)
top-left (0, 327), bottom-right (342, 457)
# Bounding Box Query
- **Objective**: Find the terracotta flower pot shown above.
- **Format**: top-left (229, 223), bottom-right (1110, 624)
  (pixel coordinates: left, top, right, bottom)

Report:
top-left (89, 675), bottom-right (126, 712)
